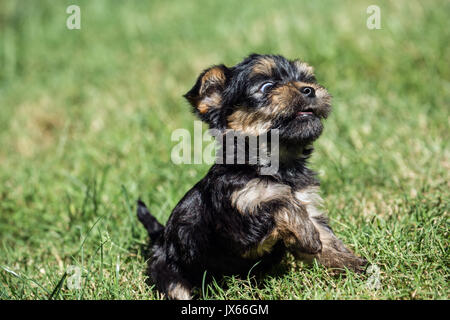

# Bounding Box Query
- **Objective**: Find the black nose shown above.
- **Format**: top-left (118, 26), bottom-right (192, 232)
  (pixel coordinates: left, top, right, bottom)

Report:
top-left (300, 86), bottom-right (315, 98)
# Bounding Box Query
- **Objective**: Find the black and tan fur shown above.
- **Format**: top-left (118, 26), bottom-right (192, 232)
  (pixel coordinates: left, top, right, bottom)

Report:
top-left (137, 54), bottom-right (367, 300)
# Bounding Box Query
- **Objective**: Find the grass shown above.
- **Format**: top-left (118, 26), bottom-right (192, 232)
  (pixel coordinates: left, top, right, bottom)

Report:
top-left (0, 0), bottom-right (448, 300)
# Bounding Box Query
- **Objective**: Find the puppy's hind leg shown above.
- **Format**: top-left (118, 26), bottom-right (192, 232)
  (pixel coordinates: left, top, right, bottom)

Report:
top-left (149, 245), bottom-right (192, 300)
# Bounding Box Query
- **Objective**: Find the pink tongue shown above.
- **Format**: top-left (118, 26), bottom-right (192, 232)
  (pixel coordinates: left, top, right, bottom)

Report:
top-left (298, 111), bottom-right (313, 115)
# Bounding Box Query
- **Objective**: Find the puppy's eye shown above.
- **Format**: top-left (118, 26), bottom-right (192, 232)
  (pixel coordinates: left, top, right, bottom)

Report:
top-left (259, 82), bottom-right (274, 93)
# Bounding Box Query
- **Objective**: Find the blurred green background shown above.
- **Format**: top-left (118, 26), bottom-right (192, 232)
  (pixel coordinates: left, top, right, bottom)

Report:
top-left (0, 0), bottom-right (448, 299)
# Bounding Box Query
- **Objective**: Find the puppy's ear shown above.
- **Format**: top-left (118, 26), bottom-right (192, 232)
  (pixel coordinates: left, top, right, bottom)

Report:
top-left (184, 65), bottom-right (229, 127)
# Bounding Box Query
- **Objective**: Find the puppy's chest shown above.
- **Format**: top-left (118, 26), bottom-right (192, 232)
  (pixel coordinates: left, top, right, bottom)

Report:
top-left (230, 178), bottom-right (323, 258)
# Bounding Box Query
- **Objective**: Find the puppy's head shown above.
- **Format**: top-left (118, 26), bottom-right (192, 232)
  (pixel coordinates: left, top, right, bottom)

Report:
top-left (184, 54), bottom-right (331, 144)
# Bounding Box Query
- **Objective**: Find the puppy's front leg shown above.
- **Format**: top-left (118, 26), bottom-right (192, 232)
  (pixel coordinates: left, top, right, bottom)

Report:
top-left (274, 203), bottom-right (323, 254)
top-left (231, 179), bottom-right (322, 254)
top-left (297, 215), bottom-right (368, 273)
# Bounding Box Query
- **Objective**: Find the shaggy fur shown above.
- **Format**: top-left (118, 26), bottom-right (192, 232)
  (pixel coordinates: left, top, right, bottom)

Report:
top-left (137, 54), bottom-right (367, 300)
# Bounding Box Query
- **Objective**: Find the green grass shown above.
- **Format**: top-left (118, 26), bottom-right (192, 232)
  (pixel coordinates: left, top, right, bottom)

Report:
top-left (0, 0), bottom-right (448, 300)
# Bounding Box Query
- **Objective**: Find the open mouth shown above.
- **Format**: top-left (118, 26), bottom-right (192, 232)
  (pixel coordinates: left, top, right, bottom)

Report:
top-left (297, 110), bottom-right (314, 118)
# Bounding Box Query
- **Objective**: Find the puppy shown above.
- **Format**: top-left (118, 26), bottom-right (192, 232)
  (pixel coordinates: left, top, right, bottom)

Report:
top-left (137, 54), bottom-right (367, 300)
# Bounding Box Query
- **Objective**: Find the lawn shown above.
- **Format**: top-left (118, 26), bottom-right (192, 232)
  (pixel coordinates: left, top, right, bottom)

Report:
top-left (0, 0), bottom-right (448, 300)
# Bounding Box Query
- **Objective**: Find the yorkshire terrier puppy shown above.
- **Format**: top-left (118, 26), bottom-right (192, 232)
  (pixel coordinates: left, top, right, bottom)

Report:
top-left (137, 54), bottom-right (367, 300)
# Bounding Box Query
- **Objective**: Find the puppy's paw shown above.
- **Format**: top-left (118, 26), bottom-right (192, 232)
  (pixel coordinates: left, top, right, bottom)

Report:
top-left (319, 251), bottom-right (368, 274)
top-left (351, 256), bottom-right (369, 273)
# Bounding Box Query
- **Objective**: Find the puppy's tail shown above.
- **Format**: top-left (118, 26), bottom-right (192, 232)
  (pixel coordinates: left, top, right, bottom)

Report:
top-left (137, 199), bottom-right (164, 242)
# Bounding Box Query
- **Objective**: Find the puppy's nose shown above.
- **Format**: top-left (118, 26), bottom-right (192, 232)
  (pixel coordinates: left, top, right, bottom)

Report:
top-left (300, 86), bottom-right (315, 98)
